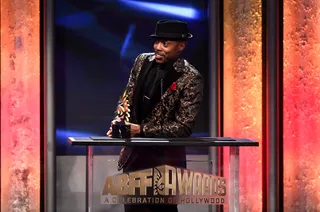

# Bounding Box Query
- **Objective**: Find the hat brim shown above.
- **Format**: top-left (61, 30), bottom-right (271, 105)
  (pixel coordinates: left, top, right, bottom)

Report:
top-left (150, 33), bottom-right (193, 40)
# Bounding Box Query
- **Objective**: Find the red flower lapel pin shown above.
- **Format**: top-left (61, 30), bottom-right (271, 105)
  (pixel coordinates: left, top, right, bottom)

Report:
top-left (169, 82), bottom-right (177, 91)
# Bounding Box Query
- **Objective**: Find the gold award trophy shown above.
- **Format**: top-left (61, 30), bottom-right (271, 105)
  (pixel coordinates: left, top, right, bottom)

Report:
top-left (112, 90), bottom-right (131, 138)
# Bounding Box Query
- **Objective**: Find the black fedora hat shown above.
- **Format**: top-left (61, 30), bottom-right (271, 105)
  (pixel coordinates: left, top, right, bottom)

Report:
top-left (150, 20), bottom-right (193, 40)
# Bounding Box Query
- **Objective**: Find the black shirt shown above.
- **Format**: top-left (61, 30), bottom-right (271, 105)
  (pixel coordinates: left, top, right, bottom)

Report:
top-left (137, 62), bottom-right (173, 123)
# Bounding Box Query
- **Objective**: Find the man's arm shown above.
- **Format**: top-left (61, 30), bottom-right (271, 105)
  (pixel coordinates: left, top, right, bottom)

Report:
top-left (141, 73), bottom-right (204, 137)
top-left (113, 54), bottom-right (142, 119)
top-left (107, 54), bottom-right (143, 136)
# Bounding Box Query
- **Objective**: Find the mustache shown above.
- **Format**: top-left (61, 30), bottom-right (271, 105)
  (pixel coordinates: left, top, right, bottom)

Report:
top-left (155, 51), bottom-right (165, 56)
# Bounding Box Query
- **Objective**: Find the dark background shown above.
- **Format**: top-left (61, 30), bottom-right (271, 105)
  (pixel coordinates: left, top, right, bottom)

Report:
top-left (55, 0), bottom-right (210, 155)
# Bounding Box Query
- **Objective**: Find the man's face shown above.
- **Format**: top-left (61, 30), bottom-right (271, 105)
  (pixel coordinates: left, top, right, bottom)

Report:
top-left (153, 39), bottom-right (186, 64)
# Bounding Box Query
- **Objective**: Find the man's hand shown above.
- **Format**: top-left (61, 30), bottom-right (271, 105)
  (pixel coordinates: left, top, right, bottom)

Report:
top-left (106, 119), bottom-right (141, 137)
top-left (128, 123), bottom-right (141, 137)
top-left (106, 118), bottom-right (120, 137)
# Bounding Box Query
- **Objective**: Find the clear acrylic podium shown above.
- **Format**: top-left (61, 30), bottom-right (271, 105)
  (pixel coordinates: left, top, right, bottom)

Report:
top-left (68, 137), bottom-right (258, 212)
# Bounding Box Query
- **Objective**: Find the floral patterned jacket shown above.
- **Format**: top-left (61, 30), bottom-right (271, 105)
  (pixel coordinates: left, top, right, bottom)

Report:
top-left (117, 53), bottom-right (204, 170)
top-left (117, 53), bottom-right (203, 136)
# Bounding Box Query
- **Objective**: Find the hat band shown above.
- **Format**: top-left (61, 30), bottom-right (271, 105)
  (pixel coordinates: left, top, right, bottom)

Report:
top-left (152, 32), bottom-right (189, 38)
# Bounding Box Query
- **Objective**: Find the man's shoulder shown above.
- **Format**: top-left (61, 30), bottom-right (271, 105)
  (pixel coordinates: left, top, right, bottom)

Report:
top-left (135, 52), bottom-right (154, 62)
top-left (181, 58), bottom-right (202, 79)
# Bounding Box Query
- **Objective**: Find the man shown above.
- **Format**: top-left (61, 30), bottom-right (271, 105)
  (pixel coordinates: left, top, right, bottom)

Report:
top-left (107, 20), bottom-right (204, 212)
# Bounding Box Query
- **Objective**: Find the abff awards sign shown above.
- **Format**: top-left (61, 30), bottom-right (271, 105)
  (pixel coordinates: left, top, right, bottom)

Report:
top-left (102, 165), bottom-right (228, 205)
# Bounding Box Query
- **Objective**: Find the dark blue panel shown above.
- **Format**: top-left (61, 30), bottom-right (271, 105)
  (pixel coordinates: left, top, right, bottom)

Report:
top-left (55, 0), bottom-right (209, 155)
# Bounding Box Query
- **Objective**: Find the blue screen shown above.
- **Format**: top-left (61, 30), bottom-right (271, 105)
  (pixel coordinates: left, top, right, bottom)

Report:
top-left (55, 0), bottom-right (210, 155)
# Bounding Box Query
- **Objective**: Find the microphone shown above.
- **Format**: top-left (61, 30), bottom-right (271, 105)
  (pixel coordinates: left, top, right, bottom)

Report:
top-left (156, 65), bottom-right (166, 135)
top-left (157, 65), bottom-right (166, 96)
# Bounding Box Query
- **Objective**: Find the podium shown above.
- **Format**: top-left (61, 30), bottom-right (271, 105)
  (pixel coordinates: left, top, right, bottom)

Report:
top-left (68, 137), bottom-right (258, 212)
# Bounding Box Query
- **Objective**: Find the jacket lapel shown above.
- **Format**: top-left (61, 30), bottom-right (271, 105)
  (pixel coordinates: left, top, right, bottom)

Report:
top-left (159, 56), bottom-right (185, 100)
top-left (145, 57), bottom-right (185, 121)
top-left (150, 68), bottom-right (183, 105)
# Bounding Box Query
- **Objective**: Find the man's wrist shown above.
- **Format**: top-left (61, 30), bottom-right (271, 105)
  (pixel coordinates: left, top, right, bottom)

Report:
top-left (139, 124), bottom-right (144, 136)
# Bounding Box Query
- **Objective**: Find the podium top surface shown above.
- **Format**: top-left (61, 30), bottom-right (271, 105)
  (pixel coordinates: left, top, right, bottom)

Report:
top-left (68, 136), bottom-right (259, 147)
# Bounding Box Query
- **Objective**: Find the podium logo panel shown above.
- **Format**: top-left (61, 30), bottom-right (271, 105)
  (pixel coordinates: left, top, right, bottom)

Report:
top-left (101, 165), bottom-right (228, 205)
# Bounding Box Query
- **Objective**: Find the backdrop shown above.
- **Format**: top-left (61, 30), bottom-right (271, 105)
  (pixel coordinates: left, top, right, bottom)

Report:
top-left (55, 0), bottom-right (209, 155)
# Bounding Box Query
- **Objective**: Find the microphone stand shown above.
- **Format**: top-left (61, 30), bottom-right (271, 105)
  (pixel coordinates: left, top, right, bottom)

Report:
top-left (157, 66), bottom-right (165, 136)
top-left (160, 79), bottom-right (163, 97)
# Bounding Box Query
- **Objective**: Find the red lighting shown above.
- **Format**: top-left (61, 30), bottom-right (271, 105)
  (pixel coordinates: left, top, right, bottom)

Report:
top-left (223, 0), bottom-right (262, 210)
top-left (283, 0), bottom-right (320, 210)
top-left (1, 0), bottom-right (40, 210)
